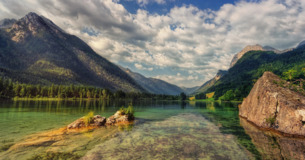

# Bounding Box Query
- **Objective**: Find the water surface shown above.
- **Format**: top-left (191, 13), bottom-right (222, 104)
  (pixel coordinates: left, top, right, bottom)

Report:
top-left (0, 100), bottom-right (304, 159)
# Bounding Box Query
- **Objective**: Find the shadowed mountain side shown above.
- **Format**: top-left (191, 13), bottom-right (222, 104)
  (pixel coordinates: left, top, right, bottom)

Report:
top-left (121, 67), bottom-right (184, 95)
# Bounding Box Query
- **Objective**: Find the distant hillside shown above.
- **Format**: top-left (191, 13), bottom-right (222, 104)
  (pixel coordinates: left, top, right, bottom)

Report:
top-left (121, 67), bottom-right (184, 95)
top-left (193, 70), bottom-right (227, 95)
top-left (0, 12), bottom-right (145, 92)
top-left (180, 86), bottom-right (200, 95)
top-left (204, 41), bottom-right (305, 100)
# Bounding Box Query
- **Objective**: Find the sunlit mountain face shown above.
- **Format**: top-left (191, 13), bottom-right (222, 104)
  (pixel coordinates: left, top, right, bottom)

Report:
top-left (1, 0), bottom-right (304, 88)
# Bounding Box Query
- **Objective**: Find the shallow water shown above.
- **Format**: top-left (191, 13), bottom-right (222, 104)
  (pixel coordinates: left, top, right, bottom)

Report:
top-left (0, 100), bottom-right (304, 160)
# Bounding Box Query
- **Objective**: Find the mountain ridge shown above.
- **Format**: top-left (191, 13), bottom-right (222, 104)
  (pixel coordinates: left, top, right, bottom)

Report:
top-left (120, 67), bottom-right (184, 95)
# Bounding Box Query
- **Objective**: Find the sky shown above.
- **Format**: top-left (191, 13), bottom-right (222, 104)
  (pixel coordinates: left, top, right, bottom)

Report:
top-left (0, 0), bottom-right (305, 87)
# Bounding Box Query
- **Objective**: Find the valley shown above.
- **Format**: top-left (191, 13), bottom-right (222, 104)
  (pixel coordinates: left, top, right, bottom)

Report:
top-left (1, 8), bottom-right (305, 160)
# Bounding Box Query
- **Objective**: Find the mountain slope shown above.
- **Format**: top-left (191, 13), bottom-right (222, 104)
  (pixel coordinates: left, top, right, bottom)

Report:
top-left (121, 67), bottom-right (184, 95)
top-left (229, 44), bottom-right (285, 68)
top-left (193, 70), bottom-right (227, 95)
top-left (204, 43), bottom-right (305, 100)
top-left (0, 12), bottom-right (145, 92)
top-left (180, 86), bottom-right (200, 95)
top-left (194, 43), bottom-right (291, 97)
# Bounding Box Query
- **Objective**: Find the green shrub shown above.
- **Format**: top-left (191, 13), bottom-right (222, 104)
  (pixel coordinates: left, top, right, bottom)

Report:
top-left (266, 115), bottom-right (276, 126)
top-left (83, 111), bottom-right (94, 126)
top-left (126, 103), bottom-right (134, 119)
top-left (119, 103), bottom-right (134, 120)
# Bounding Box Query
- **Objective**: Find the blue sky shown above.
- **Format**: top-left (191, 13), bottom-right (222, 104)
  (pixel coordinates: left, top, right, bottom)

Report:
top-left (0, 0), bottom-right (305, 87)
top-left (119, 0), bottom-right (238, 14)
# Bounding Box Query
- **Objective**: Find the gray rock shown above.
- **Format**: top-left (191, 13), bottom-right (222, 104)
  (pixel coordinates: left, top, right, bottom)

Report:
top-left (106, 116), bottom-right (116, 125)
top-left (93, 117), bottom-right (106, 126)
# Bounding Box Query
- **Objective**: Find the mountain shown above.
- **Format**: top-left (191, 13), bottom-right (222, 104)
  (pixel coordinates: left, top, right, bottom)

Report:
top-left (0, 12), bottom-right (145, 92)
top-left (193, 43), bottom-right (291, 96)
top-left (229, 44), bottom-right (285, 68)
top-left (193, 70), bottom-right (227, 94)
top-left (121, 67), bottom-right (184, 95)
top-left (229, 44), bottom-right (265, 68)
top-left (202, 41), bottom-right (305, 100)
top-left (180, 86), bottom-right (200, 95)
top-left (297, 40), bottom-right (305, 48)
top-left (0, 18), bottom-right (16, 28)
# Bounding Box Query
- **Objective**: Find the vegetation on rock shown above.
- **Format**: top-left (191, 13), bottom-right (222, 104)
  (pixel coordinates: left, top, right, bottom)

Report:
top-left (83, 111), bottom-right (94, 127)
top-left (119, 104), bottom-right (135, 120)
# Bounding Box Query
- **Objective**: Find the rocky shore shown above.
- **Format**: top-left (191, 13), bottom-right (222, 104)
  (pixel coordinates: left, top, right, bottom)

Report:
top-left (239, 72), bottom-right (305, 137)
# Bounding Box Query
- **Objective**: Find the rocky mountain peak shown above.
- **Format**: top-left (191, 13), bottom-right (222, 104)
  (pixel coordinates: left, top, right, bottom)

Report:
top-left (9, 12), bottom-right (65, 42)
top-left (230, 44), bottom-right (264, 68)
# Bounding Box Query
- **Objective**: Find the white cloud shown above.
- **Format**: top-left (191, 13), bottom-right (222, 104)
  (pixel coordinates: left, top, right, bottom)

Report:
top-left (135, 63), bottom-right (153, 71)
top-left (0, 0), bottom-right (305, 87)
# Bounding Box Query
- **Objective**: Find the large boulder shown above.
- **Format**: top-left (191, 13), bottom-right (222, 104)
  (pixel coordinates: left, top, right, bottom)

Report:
top-left (239, 72), bottom-right (305, 136)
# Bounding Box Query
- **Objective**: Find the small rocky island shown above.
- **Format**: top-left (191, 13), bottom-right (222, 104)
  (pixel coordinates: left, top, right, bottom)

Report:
top-left (68, 106), bottom-right (134, 129)
top-left (239, 72), bottom-right (305, 137)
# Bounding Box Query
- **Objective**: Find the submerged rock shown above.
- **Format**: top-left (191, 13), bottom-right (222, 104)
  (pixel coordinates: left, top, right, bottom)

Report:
top-left (239, 72), bottom-right (305, 136)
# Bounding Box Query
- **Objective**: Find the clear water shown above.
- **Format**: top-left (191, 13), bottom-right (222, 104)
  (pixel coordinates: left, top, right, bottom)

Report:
top-left (0, 100), bottom-right (304, 160)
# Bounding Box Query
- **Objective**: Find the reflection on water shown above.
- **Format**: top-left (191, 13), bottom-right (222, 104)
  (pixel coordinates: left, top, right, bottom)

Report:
top-left (240, 118), bottom-right (305, 160)
top-left (0, 100), bottom-right (304, 159)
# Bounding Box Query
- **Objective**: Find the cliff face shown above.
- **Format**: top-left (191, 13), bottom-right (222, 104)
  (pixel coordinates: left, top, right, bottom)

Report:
top-left (239, 72), bottom-right (305, 136)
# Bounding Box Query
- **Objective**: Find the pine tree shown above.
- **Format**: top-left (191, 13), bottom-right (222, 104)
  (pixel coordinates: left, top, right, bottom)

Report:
top-left (86, 90), bottom-right (91, 99)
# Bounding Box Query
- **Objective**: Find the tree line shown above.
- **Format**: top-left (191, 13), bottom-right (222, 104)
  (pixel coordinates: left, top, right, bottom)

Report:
top-left (0, 77), bottom-right (182, 100)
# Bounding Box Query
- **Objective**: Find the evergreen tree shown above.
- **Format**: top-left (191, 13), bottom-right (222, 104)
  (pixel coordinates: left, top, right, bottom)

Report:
top-left (20, 86), bottom-right (26, 97)
top-left (86, 90), bottom-right (91, 99)
top-left (13, 82), bottom-right (21, 97)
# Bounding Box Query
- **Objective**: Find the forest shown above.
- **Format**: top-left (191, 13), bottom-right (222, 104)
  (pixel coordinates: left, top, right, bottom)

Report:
top-left (0, 77), bottom-right (182, 100)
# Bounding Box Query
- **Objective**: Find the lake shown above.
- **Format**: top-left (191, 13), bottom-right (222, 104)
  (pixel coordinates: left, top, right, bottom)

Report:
top-left (0, 100), bottom-right (304, 160)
